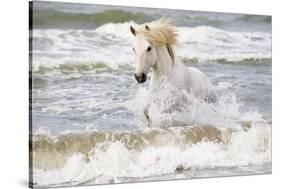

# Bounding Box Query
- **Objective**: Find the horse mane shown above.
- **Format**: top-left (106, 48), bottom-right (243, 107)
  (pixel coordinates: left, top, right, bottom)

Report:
top-left (138, 18), bottom-right (177, 46)
top-left (137, 18), bottom-right (177, 63)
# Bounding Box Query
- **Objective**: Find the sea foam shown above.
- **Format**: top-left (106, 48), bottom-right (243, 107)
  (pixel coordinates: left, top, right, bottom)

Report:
top-left (32, 78), bottom-right (271, 186)
top-left (32, 22), bottom-right (271, 72)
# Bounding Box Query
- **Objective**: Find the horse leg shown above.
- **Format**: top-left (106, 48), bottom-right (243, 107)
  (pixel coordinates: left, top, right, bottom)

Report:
top-left (144, 104), bottom-right (151, 125)
top-left (205, 90), bottom-right (218, 103)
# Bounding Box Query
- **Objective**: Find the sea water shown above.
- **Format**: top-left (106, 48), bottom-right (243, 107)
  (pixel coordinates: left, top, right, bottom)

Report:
top-left (30, 2), bottom-right (272, 187)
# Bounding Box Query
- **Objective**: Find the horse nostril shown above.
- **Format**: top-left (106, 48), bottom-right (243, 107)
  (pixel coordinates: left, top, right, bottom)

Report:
top-left (134, 73), bottom-right (146, 83)
top-left (141, 73), bottom-right (147, 82)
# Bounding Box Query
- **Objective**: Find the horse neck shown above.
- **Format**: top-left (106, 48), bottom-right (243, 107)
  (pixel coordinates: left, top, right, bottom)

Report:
top-left (150, 45), bottom-right (174, 91)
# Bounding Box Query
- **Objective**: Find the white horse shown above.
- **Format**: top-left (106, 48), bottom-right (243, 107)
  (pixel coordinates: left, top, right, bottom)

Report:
top-left (130, 18), bottom-right (217, 122)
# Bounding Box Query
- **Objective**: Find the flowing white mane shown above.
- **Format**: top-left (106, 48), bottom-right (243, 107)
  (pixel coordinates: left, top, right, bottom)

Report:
top-left (137, 18), bottom-right (177, 46)
top-left (132, 18), bottom-right (177, 64)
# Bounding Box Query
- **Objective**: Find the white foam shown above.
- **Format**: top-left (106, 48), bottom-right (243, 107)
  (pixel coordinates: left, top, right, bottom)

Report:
top-left (32, 22), bottom-right (271, 71)
top-left (95, 21), bottom-right (135, 41)
top-left (128, 79), bottom-right (263, 128)
top-left (33, 124), bottom-right (271, 186)
top-left (31, 22), bottom-right (271, 187)
top-left (33, 127), bottom-right (52, 136)
top-left (177, 26), bottom-right (271, 62)
top-left (32, 79), bottom-right (271, 186)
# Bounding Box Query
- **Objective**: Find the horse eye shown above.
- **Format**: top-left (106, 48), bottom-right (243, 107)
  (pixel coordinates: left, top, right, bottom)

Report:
top-left (132, 47), bottom-right (135, 52)
top-left (147, 46), bottom-right (151, 52)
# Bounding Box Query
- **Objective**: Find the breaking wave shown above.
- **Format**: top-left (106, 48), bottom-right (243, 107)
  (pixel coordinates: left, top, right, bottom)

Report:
top-left (30, 13), bottom-right (271, 187)
top-left (31, 79), bottom-right (271, 186)
top-left (31, 123), bottom-right (271, 186)
top-left (31, 22), bottom-right (271, 72)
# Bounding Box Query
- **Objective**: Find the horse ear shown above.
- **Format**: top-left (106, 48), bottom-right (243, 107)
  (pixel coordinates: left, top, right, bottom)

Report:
top-left (130, 26), bottom-right (136, 36)
top-left (145, 25), bottom-right (150, 30)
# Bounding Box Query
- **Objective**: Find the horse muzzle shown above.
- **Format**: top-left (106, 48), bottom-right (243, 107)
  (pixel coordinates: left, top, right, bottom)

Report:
top-left (134, 73), bottom-right (147, 83)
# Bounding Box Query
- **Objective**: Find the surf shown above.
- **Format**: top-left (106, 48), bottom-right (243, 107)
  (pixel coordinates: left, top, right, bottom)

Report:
top-left (31, 122), bottom-right (271, 186)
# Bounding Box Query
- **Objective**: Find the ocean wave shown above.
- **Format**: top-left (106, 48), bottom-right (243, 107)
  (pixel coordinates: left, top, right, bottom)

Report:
top-left (32, 125), bottom-right (230, 169)
top-left (32, 58), bottom-right (125, 73)
top-left (31, 57), bottom-right (271, 74)
top-left (31, 77), bottom-right (271, 186)
top-left (33, 9), bottom-right (151, 29)
top-left (176, 26), bottom-right (271, 62)
top-left (31, 5), bottom-right (271, 187)
top-left (181, 57), bottom-right (271, 65)
top-left (31, 47), bottom-right (271, 187)
top-left (32, 22), bottom-right (271, 72)
top-left (237, 14), bottom-right (271, 24)
top-left (31, 123), bottom-right (271, 186)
